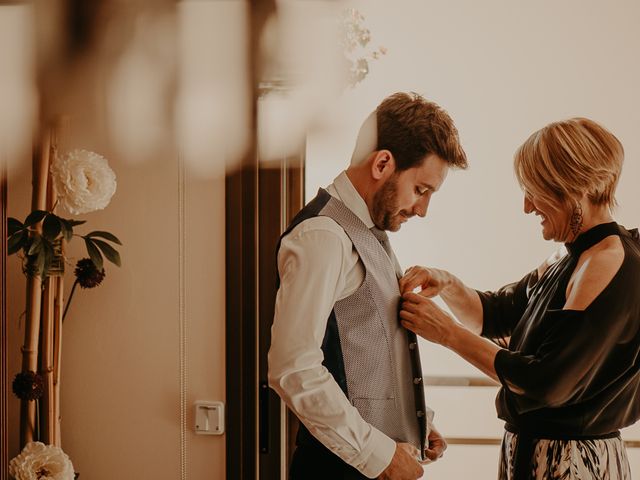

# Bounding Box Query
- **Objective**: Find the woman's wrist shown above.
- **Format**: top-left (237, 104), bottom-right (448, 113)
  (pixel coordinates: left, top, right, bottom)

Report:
top-left (443, 321), bottom-right (467, 350)
top-left (439, 272), bottom-right (458, 299)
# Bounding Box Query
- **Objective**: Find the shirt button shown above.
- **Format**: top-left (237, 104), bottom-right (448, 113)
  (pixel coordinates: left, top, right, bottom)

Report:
top-left (413, 377), bottom-right (422, 385)
top-left (416, 410), bottom-right (424, 418)
top-left (409, 342), bottom-right (417, 350)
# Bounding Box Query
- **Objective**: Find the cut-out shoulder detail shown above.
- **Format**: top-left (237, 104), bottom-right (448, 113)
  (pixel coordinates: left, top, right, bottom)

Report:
top-left (564, 235), bottom-right (624, 311)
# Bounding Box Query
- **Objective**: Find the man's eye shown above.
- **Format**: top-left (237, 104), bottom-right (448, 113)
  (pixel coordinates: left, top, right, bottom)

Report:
top-left (416, 188), bottom-right (427, 196)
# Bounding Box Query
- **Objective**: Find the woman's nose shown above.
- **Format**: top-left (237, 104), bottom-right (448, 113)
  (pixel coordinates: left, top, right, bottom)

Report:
top-left (524, 196), bottom-right (534, 214)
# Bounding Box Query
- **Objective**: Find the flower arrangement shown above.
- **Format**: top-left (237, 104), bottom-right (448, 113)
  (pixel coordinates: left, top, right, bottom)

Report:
top-left (6, 142), bottom-right (122, 463)
top-left (9, 442), bottom-right (75, 480)
top-left (8, 149), bottom-right (121, 278)
top-left (340, 8), bottom-right (387, 87)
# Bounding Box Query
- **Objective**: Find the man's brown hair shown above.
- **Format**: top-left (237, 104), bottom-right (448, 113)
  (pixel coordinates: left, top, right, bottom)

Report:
top-left (376, 92), bottom-right (468, 171)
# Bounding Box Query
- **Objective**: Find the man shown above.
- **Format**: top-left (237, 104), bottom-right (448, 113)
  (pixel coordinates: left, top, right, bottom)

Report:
top-left (268, 92), bottom-right (468, 479)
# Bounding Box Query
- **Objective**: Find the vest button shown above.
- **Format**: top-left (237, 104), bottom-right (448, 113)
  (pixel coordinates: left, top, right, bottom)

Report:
top-left (409, 342), bottom-right (417, 350)
top-left (413, 377), bottom-right (422, 385)
top-left (416, 410), bottom-right (424, 418)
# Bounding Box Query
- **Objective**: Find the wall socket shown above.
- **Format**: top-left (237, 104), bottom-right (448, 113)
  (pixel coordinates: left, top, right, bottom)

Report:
top-left (194, 400), bottom-right (224, 435)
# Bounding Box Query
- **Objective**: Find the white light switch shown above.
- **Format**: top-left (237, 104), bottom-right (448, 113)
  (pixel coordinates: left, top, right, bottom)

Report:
top-left (194, 401), bottom-right (224, 435)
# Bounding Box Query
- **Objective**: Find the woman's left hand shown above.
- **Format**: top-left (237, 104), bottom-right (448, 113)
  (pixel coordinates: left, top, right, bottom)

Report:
top-left (400, 292), bottom-right (458, 346)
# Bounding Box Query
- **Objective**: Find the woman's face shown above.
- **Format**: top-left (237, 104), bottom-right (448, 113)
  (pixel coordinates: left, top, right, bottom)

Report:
top-left (523, 191), bottom-right (570, 242)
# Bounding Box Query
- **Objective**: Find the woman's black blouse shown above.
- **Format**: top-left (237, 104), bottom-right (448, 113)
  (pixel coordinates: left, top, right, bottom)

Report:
top-left (478, 222), bottom-right (640, 436)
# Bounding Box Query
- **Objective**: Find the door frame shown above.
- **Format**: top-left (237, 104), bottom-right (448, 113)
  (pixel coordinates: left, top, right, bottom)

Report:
top-left (225, 126), bottom-right (304, 480)
top-left (1, 162), bottom-right (8, 480)
top-left (224, 3), bottom-right (306, 478)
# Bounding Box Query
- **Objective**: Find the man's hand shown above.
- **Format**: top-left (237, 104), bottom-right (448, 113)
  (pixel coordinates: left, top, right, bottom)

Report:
top-left (378, 442), bottom-right (423, 480)
top-left (423, 424), bottom-right (447, 463)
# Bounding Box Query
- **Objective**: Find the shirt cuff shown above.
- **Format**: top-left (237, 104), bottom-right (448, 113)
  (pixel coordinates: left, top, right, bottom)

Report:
top-left (356, 427), bottom-right (396, 478)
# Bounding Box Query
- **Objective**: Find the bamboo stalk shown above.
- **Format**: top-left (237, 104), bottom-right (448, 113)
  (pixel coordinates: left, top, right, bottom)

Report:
top-left (20, 277), bottom-right (42, 446)
top-left (53, 275), bottom-right (64, 447)
top-left (40, 278), bottom-right (55, 444)
top-left (49, 122), bottom-right (64, 447)
top-left (19, 129), bottom-right (51, 446)
top-left (40, 143), bottom-right (58, 445)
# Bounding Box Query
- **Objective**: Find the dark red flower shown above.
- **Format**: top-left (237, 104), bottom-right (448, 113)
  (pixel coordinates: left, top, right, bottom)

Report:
top-left (74, 258), bottom-right (105, 289)
top-left (12, 371), bottom-right (45, 401)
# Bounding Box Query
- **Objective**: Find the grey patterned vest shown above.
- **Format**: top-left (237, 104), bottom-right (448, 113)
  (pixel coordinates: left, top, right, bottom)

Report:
top-left (277, 188), bottom-right (427, 456)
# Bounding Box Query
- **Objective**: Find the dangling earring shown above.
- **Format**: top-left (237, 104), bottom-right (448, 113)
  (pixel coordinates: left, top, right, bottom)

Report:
top-left (569, 202), bottom-right (583, 236)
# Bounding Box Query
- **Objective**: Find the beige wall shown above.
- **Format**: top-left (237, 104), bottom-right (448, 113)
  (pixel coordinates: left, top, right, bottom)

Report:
top-left (4, 1), bottom-right (248, 477)
top-left (7, 154), bottom-right (226, 479)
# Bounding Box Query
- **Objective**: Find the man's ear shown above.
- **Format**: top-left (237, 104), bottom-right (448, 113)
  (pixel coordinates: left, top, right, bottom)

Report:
top-left (371, 150), bottom-right (395, 181)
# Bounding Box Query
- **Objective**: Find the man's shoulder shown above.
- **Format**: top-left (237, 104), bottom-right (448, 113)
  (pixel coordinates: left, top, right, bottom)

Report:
top-left (285, 215), bottom-right (349, 243)
top-left (278, 216), bottom-right (355, 270)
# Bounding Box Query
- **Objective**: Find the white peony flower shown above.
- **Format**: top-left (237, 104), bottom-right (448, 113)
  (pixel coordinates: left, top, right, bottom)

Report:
top-left (9, 441), bottom-right (75, 480)
top-left (50, 149), bottom-right (117, 215)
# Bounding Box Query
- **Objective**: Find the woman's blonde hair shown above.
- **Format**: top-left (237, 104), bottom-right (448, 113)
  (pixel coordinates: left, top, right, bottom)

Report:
top-left (514, 117), bottom-right (624, 213)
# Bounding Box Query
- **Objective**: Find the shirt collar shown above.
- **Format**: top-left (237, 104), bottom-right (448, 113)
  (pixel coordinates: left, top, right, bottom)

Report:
top-left (328, 171), bottom-right (375, 229)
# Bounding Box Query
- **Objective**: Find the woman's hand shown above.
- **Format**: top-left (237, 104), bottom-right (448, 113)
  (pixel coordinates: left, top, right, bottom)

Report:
top-left (400, 292), bottom-right (458, 346)
top-left (399, 266), bottom-right (451, 297)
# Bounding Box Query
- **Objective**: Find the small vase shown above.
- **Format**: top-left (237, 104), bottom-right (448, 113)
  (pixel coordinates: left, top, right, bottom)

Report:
top-left (48, 238), bottom-right (65, 277)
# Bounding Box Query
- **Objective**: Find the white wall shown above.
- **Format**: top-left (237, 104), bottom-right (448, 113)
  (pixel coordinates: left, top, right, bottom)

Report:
top-left (305, 1), bottom-right (640, 477)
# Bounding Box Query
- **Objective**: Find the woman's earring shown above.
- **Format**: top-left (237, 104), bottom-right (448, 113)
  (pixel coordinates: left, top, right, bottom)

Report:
top-left (569, 202), bottom-right (583, 236)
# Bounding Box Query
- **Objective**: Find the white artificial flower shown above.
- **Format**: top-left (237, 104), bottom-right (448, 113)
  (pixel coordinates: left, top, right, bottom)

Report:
top-left (9, 441), bottom-right (75, 480)
top-left (50, 149), bottom-right (117, 215)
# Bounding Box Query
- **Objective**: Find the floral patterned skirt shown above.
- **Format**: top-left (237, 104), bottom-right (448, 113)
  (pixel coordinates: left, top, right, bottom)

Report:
top-left (498, 430), bottom-right (632, 480)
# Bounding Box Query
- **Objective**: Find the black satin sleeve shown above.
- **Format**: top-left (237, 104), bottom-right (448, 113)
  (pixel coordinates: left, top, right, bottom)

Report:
top-left (476, 270), bottom-right (539, 347)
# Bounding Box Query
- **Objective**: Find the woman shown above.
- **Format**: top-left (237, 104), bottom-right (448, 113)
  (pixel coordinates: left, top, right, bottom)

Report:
top-left (399, 117), bottom-right (640, 479)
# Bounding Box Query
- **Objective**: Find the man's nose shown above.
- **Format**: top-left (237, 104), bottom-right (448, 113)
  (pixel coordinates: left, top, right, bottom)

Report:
top-left (413, 196), bottom-right (429, 218)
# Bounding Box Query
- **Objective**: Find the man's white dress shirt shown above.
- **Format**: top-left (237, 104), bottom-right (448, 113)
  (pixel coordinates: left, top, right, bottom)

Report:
top-left (268, 172), bottom-right (398, 478)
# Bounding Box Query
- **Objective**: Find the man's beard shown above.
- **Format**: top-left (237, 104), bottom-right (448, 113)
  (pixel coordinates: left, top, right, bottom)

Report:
top-left (371, 173), bottom-right (400, 231)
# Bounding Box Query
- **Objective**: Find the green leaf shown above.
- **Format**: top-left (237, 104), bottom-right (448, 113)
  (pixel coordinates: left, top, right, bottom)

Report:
top-left (84, 238), bottom-right (103, 270)
top-left (24, 210), bottom-right (48, 227)
top-left (28, 235), bottom-right (43, 256)
top-left (42, 214), bottom-right (62, 241)
top-left (8, 231), bottom-right (26, 255)
top-left (60, 219), bottom-right (73, 242)
top-left (92, 239), bottom-right (121, 267)
top-left (86, 231), bottom-right (122, 245)
top-left (66, 219), bottom-right (86, 227)
top-left (8, 218), bottom-right (23, 236)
